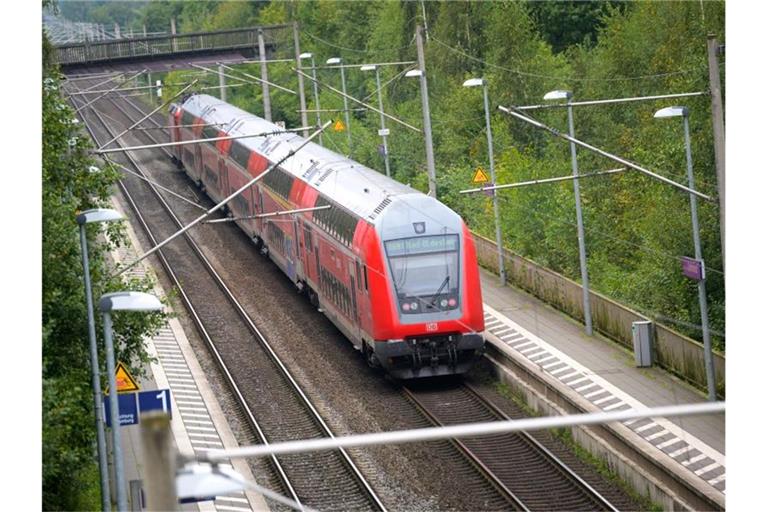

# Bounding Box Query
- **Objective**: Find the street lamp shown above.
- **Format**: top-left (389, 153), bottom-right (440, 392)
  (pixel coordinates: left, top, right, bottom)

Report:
top-left (544, 89), bottom-right (593, 336)
top-left (463, 78), bottom-right (505, 286)
top-left (654, 105), bottom-right (716, 401)
top-left (405, 68), bottom-right (437, 197)
top-left (326, 57), bottom-right (352, 154)
top-left (99, 291), bottom-right (163, 512)
top-left (300, 52), bottom-right (323, 146)
top-left (76, 207), bottom-right (123, 512)
top-left (361, 64), bottom-right (391, 177)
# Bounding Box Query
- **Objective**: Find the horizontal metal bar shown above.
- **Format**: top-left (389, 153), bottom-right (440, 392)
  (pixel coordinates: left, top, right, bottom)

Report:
top-left (69, 82), bottom-right (168, 95)
top-left (297, 108), bottom-right (367, 113)
top-left (318, 60), bottom-right (417, 70)
top-left (132, 123), bottom-right (226, 131)
top-left (517, 92), bottom-right (707, 111)
top-left (201, 402), bottom-right (724, 462)
top-left (217, 63), bottom-right (297, 95)
top-left (203, 205), bottom-right (331, 224)
top-left (498, 105), bottom-right (713, 201)
top-left (460, 168), bottom-right (627, 194)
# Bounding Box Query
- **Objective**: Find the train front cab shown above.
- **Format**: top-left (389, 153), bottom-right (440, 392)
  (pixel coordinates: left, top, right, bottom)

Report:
top-left (367, 195), bottom-right (485, 379)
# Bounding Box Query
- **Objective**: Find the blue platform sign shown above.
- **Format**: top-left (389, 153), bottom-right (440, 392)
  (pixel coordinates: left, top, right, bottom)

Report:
top-left (138, 389), bottom-right (172, 419)
top-left (103, 393), bottom-right (139, 427)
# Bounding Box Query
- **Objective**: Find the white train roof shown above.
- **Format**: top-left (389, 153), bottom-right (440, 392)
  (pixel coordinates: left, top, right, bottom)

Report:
top-left (181, 93), bottom-right (424, 224)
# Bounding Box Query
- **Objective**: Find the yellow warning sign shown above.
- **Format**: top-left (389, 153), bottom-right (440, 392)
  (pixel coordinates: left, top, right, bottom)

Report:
top-left (107, 361), bottom-right (140, 394)
top-left (472, 167), bottom-right (490, 184)
top-left (333, 119), bottom-right (346, 132)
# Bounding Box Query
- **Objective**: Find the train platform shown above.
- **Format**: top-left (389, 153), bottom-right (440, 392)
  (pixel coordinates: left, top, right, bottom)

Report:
top-left (110, 200), bottom-right (269, 512)
top-left (478, 267), bottom-right (726, 506)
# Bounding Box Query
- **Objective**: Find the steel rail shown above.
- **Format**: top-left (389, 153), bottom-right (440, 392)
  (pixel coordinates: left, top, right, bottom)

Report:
top-left (463, 383), bottom-right (620, 512)
top-left (71, 84), bottom-right (386, 512)
top-left (68, 87), bottom-right (304, 509)
top-left (401, 386), bottom-right (529, 511)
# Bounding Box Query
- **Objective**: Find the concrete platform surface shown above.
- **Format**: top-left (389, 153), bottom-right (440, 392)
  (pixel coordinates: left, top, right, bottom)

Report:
top-left (479, 267), bottom-right (726, 496)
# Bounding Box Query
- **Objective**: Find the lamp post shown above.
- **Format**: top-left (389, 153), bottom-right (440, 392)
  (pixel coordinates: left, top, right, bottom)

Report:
top-left (76, 208), bottom-right (124, 512)
top-left (300, 52), bottom-right (323, 146)
top-left (99, 291), bottom-right (163, 511)
top-left (326, 57), bottom-right (352, 154)
top-left (654, 105), bottom-right (716, 401)
top-left (544, 90), bottom-right (593, 336)
top-left (361, 65), bottom-right (391, 177)
top-left (405, 68), bottom-right (437, 197)
top-left (464, 78), bottom-right (505, 285)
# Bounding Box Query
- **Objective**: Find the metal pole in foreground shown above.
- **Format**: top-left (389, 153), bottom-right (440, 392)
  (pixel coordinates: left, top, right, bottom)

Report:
top-left (78, 209), bottom-right (124, 512)
top-left (140, 412), bottom-right (176, 510)
top-left (257, 29), bottom-right (271, 121)
top-left (99, 292), bottom-right (164, 512)
top-left (565, 95), bottom-right (593, 336)
top-left (100, 311), bottom-right (125, 511)
top-left (683, 114), bottom-right (716, 400)
top-left (414, 25), bottom-right (437, 197)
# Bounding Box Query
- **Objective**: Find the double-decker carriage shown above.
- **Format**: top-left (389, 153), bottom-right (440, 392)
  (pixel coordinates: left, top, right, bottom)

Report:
top-left (169, 94), bottom-right (485, 378)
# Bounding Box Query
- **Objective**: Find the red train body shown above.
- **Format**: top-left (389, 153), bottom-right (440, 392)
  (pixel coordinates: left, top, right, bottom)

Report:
top-left (169, 94), bottom-right (484, 378)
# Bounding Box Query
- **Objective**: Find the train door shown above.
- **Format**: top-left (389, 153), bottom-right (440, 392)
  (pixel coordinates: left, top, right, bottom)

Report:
top-left (193, 144), bottom-right (203, 184)
top-left (292, 216), bottom-right (304, 281)
top-left (218, 157), bottom-right (229, 207)
top-left (348, 261), bottom-right (361, 341)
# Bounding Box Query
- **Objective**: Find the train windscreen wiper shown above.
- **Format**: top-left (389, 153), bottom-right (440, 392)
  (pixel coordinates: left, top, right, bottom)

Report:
top-left (429, 276), bottom-right (450, 306)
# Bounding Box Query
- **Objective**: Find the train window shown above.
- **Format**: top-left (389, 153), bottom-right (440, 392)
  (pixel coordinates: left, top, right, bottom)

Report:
top-left (181, 110), bottom-right (196, 126)
top-left (304, 225), bottom-right (312, 252)
top-left (363, 266), bottom-right (368, 291)
top-left (230, 141), bottom-right (251, 170)
top-left (262, 167), bottom-right (294, 200)
top-left (201, 124), bottom-right (219, 144)
top-left (312, 195), bottom-right (357, 247)
top-left (355, 261), bottom-right (361, 290)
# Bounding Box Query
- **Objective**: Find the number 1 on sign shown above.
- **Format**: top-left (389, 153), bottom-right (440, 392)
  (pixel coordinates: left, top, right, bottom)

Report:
top-left (156, 391), bottom-right (168, 412)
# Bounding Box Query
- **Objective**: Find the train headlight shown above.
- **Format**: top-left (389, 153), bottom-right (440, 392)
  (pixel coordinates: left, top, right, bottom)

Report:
top-left (410, 301), bottom-right (419, 311)
top-left (402, 303), bottom-right (410, 311)
top-left (448, 298), bottom-right (457, 307)
top-left (440, 299), bottom-right (448, 308)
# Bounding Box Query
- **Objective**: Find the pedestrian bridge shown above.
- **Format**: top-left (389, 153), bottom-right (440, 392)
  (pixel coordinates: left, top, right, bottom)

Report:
top-left (53, 25), bottom-right (291, 72)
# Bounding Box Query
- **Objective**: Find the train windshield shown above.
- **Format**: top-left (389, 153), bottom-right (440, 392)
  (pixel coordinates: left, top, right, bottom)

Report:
top-left (384, 234), bottom-right (460, 314)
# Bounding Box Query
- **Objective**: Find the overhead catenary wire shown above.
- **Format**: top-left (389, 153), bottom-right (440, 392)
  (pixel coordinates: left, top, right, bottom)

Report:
top-left (431, 36), bottom-right (707, 83)
top-left (498, 105), bottom-right (713, 201)
top-left (111, 120), bottom-right (333, 277)
top-left (303, 30), bottom-right (414, 54)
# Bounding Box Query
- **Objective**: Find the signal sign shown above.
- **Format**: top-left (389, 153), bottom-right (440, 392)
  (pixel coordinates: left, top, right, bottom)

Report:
top-left (472, 167), bottom-right (490, 184)
top-left (107, 361), bottom-right (140, 394)
top-left (333, 119), bottom-right (346, 132)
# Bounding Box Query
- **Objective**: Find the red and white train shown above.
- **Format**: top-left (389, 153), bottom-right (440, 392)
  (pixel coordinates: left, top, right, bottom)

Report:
top-left (169, 94), bottom-right (484, 378)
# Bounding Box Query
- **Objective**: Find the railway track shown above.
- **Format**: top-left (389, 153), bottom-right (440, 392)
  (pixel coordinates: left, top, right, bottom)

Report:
top-left (65, 78), bottom-right (631, 511)
top-left (402, 381), bottom-right (620, 511)
top-left (67, 78), bottom-right (385, 512)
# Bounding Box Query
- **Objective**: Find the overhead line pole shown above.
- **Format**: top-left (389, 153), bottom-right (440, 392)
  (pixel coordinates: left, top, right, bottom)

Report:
top-left (293, 22), bottom-right (309, 137)
top-left (257, 29), bottom-right (271, 121)
top-left (415, 24), bottom-right (437, 198)
top-left (498, 106), bottom-right (713, 201)
top-left (707, 35), bottom-right (726, 270)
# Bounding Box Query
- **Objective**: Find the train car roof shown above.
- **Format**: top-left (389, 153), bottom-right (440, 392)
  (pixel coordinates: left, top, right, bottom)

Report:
top-left (181, 93), bottom-right (419, 224)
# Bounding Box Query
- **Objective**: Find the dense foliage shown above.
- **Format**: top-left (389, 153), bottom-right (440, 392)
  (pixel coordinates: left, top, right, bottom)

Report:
top-left (42, 27), bottom-right (166, 512)
top-left (150, 1), bottom-right (726, 350)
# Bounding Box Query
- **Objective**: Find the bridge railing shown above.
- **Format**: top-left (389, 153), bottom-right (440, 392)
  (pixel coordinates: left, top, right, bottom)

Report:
top-left (53, 25), bottom-right (291, 66)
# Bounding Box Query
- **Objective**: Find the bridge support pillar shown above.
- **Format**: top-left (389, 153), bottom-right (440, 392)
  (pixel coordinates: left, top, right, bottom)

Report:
top-left (258, 29), bottom-right (271, 121)
top-left (114, 22), bottom-right (120, 39)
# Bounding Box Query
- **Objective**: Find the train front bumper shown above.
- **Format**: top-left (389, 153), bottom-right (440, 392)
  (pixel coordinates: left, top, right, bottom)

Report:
top-left (373, 333), bottom-right (484, 379)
